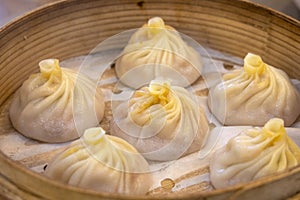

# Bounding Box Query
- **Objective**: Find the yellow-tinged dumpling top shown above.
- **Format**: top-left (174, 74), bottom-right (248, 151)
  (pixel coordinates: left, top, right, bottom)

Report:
top-left (242, 52), bottom-right (266, 74)
top-left (129, 81), bottom-right (178, 127)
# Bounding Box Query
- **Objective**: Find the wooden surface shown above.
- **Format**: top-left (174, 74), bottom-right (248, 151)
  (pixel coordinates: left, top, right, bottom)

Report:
top-left (0, 0), bottom-right (300, 199)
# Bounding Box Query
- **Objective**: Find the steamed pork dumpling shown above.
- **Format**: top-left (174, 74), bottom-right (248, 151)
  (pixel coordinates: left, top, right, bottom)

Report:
top-left (9, 59), bottom-right (105, 143)
top-left (45, 127), bottom-right (152, 195)
top-left (210, 118), bottom-right (300, 189)
top-left (208, 53), bottom-right (300, 126)
top-left (115, 17), bottom-right (202, 88)
top-left (111, 80), bottom-right (209, 161)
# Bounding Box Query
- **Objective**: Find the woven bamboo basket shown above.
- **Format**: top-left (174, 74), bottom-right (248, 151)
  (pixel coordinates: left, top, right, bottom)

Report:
top-left (0, 0), bottom-right (300, 199)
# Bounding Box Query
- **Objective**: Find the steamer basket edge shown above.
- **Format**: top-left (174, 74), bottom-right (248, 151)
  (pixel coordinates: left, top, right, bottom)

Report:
top-left (0, 0), bottom-right (300, 199)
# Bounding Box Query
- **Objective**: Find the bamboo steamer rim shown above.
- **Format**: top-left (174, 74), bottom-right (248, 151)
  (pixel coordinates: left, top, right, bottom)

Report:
top-left (1, 0), bottom-right (299, 29)
top-left (0, 0), bottom-right (300, 199)
top-left (2, 151), bottom-right (300, 200)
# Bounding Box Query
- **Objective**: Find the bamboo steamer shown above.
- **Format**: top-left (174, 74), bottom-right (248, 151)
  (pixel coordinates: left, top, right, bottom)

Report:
top-left (0, 0), bottom-right (300, 199)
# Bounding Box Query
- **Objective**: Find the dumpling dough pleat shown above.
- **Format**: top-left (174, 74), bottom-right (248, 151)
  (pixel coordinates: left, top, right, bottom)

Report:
top-left (111, 80), bottom-right (209, 161)
top-left (45, 127), bottom-right (152, 194)
top-left (115, 17), bottom-right (203, 88)
top-left (210, 118), bottom-right (300, 189)
top-left (9, 59), bottom-right (105, 143)
top-left (208, 53), bottom-right (300, 126)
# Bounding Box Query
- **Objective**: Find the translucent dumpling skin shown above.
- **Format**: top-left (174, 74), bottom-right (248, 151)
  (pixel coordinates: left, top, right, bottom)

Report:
top-left (111, 80), bottom-right (209, 161)
top-left (45, 127), bottom-right (152, 195)
top-left (210, 118), bottom-right (300, 189)
top-left (9, 59), bottom-right (105, 143)
top-left (115, 17), bottom-right (203, 88)
top-left (208, 53), bottom-right (300, 126)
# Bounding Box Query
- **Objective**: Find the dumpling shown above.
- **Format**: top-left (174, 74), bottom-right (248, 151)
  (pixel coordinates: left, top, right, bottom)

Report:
top-left (115, 17), bottom-right (203, 88)
top-left (9, 59), bottom-right (105, 143)
top-left (210, 118), bottom-right (300, 189)
top-left (45, 127), bottom-right (152, 195)
top-left (208, 53), bottom-right (300, 126)
top-left (111, 80), bottom-right (209, 161)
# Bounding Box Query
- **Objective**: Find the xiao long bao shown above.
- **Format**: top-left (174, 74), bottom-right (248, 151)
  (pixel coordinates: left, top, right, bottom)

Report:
top-left (115, 17), bottom-right (203, 88)
top-left (111, 80), bottom-right (209, 161)
top-left (9, 59), bottom-right (105, 143)
top-left (210, 118), bottom-right (300, 189)
top-left (208, 53), bottom-right (300, 126)
top-left (45, 127), bottom-right (152, 194)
